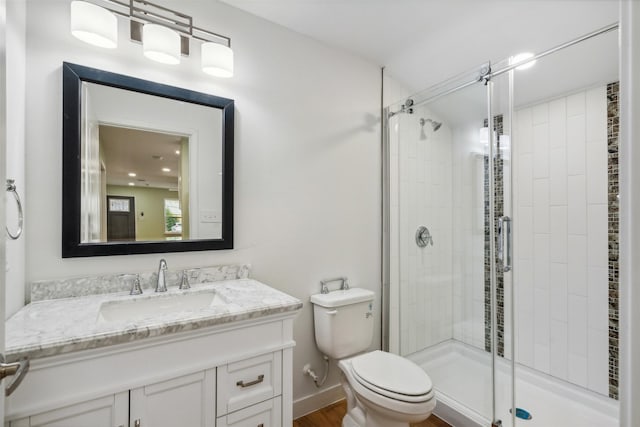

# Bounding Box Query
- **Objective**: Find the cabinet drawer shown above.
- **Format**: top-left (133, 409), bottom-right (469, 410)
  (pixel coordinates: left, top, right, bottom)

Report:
top-left (217, 352), bottom-right (282, 415)
top-left (216, 397), bottom-right (281, 427)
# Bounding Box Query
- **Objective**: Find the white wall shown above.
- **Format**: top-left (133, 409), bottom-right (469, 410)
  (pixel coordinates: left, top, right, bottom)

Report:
top-left (21, 0), bottom-right (380, 412)
top-left (5, 0), bottom-right (26, 318)
top-left (513, 87), bottom-right (609, 395)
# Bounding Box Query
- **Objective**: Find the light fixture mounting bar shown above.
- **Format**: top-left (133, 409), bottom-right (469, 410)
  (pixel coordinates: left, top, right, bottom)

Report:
top-left (129, 20), bottom-right (190, 56)
top-left (193, 26), bottom-right (231, 48)
top-left (130, 0), bottom-right (192, 35)
top-left (75, 0), bottom-right (234, 74)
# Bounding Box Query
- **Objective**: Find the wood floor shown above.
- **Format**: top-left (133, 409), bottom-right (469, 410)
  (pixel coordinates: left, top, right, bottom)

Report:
top-left (293, 400), bottom-right (451, 427)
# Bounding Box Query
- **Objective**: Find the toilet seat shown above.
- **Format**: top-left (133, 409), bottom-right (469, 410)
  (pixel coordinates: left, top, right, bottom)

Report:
top-left (349, 351), bottom-right (434, 404)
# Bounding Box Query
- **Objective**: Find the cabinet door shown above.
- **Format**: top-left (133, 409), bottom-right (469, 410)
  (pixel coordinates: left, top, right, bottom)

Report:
top-left (130, 369), bottom-right (215, 427)
top-left (13, 393), bottom-right (128, 427)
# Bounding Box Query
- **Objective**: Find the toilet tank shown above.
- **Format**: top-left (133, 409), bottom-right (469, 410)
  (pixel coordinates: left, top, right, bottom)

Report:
top-left (310, 288), bottom-right (375, 359)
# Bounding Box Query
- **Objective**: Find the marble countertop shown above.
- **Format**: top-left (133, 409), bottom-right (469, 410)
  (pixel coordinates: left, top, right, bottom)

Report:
top-left (6, 279), bottom-right (302, 361)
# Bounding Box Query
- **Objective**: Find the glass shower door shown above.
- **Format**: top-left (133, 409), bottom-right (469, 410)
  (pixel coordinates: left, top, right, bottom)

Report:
top-left (507, 27), bottom-right (620, 427)
top-left (386, 66), bottom-right (514, 426)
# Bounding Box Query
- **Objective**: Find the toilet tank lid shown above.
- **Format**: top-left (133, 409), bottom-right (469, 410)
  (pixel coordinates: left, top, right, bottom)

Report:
top-left (310, 288), bottom-right (374, 308)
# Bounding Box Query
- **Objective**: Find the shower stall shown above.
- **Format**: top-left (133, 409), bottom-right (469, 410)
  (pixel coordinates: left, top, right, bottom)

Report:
top-left (383, 24), bottom-right (620, 427)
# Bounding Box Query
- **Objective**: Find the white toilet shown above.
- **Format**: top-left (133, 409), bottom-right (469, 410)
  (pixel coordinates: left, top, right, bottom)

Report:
top-left (311, 287), bottom-right (436, 427)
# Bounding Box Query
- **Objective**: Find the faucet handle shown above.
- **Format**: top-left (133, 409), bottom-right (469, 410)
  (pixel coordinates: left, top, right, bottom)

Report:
top-left (130, 274), bottom-right (143, 295)
top-left (180, 271), bottom-right (191, 290)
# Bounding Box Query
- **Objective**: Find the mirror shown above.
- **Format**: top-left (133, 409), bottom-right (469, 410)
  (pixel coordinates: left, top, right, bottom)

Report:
top-left (62, 62), bottom-right (234, 257)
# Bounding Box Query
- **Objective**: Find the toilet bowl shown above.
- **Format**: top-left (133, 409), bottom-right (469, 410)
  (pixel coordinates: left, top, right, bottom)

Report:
top-left (310, 287), bottom-right (436, 427)
top-left (339, 351), bottom-right (436, 427)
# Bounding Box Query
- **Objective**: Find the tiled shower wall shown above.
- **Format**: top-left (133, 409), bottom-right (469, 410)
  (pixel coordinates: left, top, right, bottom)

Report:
top-left (452, 124), bottom-right (492, 350)
top-left (390, 105), bottom-right (454, 356)
top-left (513, 85), bottom-right (610, 396)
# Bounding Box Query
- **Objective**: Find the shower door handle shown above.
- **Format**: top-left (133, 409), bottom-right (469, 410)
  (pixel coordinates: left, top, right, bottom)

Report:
top-left (498, 216), bottom-right (512, 272)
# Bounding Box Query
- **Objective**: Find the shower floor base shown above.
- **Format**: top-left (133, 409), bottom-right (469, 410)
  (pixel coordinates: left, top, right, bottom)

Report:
top-left (408, 340), bottom-right (619, 427)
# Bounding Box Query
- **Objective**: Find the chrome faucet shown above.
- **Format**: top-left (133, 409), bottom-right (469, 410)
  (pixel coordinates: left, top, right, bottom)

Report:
top-left (179, 270), bottom-right (191, 290)
top-left (156, 259), bottom-right (168, 292)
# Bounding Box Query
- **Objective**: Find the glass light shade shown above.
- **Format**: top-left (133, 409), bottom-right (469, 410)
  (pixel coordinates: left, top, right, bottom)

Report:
top-left (201, 42), bottom-right (234, 78)
top-left (70, 1), bottom-right (117, 49)
top-left (143, 24), bottom-right (180, 65)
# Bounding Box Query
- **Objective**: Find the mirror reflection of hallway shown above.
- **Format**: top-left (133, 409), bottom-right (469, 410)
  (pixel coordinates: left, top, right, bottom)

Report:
top-left (106, 196), bottom-right (135, 241)
top-left (94, 126), bottom-right (190, 242)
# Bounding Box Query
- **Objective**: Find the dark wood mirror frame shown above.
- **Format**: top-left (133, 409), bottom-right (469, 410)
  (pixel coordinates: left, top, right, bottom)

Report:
top-left (62, 62), bottom-right (234, 257)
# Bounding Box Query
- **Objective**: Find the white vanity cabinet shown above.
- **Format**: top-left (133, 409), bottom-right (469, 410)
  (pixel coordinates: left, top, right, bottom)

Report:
top-left (130, 369), bottom-right (217, 427)
top-left (8, 393), bottom-right (128, 427)
top-left (5, 313), bottom-right (297, 427)
top-left (216, 352), bottom-right (283, 427)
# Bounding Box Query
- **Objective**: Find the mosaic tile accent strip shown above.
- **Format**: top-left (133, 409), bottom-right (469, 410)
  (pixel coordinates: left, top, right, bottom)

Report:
top-left (30, 264), bottom-right (251, 302)
top-left (607, 81), bottom-right (619, 400)
top-left (484, 115), bottom-right (505, 356)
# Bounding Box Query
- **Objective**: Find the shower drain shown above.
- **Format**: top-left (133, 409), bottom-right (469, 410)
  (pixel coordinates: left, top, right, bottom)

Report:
top-left (510, 407), bottom-right (533, 420)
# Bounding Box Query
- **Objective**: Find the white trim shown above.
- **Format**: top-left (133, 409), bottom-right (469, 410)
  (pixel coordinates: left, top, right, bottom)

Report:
top-left (619, 1), bottom-right (640, 426)
top-left (433, 392), bottom-right (484, 427)
top-left (292, 383), bottom-right (345, 420)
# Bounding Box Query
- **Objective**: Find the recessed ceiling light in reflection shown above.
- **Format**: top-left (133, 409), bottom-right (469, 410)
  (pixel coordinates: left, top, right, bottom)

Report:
top-left (128, 182), bottom-right (135, 186)
top-left (175, 150), bottom-right (180, 155)
top-left (513, 52), bottom-right (536, 70)
top-left (162, 167), bottom-right (171, 172)
top-left (128, 172), bottom-right (137, 177)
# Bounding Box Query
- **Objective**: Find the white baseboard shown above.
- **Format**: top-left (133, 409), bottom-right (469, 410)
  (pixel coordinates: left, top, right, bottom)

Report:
top-left (293, 384), bottom-right (345, 419)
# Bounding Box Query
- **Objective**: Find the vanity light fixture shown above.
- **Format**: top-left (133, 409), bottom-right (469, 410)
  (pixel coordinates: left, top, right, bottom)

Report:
top-left (69, 0), bottom-right (234, 76)
top-left (202, 42), bottom-right (234, 77)
top-left (143, 23), bottom-right (180, 65)
top-left (70, 1), bottom-right (118, 48)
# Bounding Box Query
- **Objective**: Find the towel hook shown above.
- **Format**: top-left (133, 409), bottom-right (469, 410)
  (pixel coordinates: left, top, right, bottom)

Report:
top-left (6, 179), bottom-right (23, 240)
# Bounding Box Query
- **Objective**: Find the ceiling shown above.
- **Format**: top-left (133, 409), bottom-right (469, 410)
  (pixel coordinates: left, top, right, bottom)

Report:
top-left (100, 125), bottom-right (183, 190)
top-left (221, 0), bottom-right (487, 67)
top-left (219, 0), bottom-right (619, 94)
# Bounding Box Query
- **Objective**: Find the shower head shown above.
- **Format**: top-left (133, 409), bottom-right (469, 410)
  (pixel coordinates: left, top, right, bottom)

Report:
top-left (420, 118), bottom-right (442, 132)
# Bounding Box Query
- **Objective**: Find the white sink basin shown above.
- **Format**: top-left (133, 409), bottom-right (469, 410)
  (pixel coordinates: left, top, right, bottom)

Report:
top-left (97, 290), bottom-right (228, 324)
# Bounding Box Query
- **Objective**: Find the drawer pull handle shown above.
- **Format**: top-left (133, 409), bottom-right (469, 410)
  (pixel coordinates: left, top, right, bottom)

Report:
top-left (258, 424), bottom-right (264, 427)
top-left (134, 420), bottom-right (141, 427)
top-left (236, 374), bottom-right (264, 388)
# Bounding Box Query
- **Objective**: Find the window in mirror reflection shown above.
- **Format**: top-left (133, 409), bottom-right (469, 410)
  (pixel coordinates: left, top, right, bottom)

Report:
top-left (164, 198), bottom-right (183, 238)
